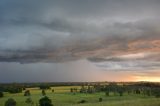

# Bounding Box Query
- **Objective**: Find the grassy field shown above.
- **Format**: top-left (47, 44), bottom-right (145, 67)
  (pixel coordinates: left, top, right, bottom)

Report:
top-left (0, 86), bottom-right (160, 106)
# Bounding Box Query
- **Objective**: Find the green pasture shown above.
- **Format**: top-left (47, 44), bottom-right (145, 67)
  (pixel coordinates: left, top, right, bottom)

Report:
top-left (0, 86), bottom-right (160, 106)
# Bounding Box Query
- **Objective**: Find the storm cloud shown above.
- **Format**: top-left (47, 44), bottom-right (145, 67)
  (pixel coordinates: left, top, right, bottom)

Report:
top-left (0, 0), bottom-right (160, 82)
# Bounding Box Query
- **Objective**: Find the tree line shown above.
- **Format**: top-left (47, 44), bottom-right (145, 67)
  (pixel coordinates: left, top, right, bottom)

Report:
top-left (78, 82), bottom-right (160, 97)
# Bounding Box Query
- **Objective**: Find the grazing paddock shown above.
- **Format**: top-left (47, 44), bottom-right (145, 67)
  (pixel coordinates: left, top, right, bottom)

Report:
top-left (0, 86), bottom-right (160, 106)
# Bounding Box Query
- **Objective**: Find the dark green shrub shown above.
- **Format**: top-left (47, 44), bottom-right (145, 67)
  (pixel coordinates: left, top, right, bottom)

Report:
top-left (25, 97), bottom-right (34, 106)
top-left (118, 90), bottom-right (123, 96)
top-left (39, 96), bottom-right (53, 106)
top-left (99, 98), bottom-right (102, 102)
top-left (0, 91), bottom-right (3, 98)
top-left (5, 98), bottom-right (16, 106)
top-left (78, 100), bottom-right (87, 104)
top-left (105, 91), bottom-right (109, 96)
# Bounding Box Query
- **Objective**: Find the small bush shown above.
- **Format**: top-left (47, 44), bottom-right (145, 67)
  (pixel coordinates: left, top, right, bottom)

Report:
top-left (119, 91), bottom-right (123, 96)
top-left (5, 98), bottom-right (16, 106)
top-left (25, 97), bottom-right (34, 106)
top-left (78, 100), bottom-right (87, 104)
top-left (99, 98), bottom-right (102, 102)
top-left (0, 91), bottom-right (3, 98)
top-left (105, 91), bottom-right (109, 96)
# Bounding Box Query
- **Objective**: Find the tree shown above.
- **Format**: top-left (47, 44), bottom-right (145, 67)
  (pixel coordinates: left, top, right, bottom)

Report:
top-left (105, 91), bottom-right (109, 96)
top-left (152, 88), bottom-right (160, 98)
top-left (107, 83), bottom-right (118, 95)
top-left (0, 91), bottom-right (3, 98)
top-left (87, 86), bottom-right (95, 94)
top-left (8, 87), bottom-right (22, 94)
top-left (39, 96), bottom-right (53, 106)
top-left (25, 97), bottom-right (34, 106)
top-left (51, 89), bottom-right (54, 93)
top-left (80, 86), bottom-right (87, 93)
top-left (24, 90), bottom-right (31, 96)
top-left (42, 90), bottom-right (46, 96)
top-left (70, 88), bottom-right (78, 94)
top-left (146, 89), bottom-right (151, 96)
top-left (39, 85), bottom-right (50, 90)
top-left (5, 98), bottom-right (16, 106)
top-left (70, 88), bottom-right (73, 93)
top-left (117, 86), bottom-right (124, 96)
top-left (135, 89), bottom-right (141, 94)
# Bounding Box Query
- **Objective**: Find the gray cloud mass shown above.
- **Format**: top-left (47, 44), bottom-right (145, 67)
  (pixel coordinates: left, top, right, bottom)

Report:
top-left (0, 0), bottom-right (160, 82)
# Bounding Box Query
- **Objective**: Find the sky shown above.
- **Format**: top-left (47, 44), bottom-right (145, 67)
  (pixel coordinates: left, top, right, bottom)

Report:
top-left (0, 0), bottom-right (160, 82)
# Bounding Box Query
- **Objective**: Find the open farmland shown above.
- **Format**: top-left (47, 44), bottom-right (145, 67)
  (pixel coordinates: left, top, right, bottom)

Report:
top-left (1, 85), bottom-right (160, 106)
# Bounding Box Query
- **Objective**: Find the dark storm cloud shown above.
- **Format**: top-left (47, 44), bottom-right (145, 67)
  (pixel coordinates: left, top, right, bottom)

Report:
top-left (0, 0), bottom-right (160, 65)
top-left (1, 0), bottom-right (160, 82)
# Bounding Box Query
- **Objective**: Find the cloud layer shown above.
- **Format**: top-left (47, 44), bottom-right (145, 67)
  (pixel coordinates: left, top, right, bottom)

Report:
top-left (0, 0), bottom-right (160, 72)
